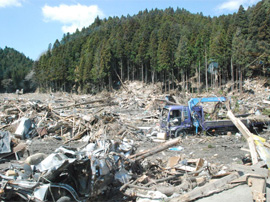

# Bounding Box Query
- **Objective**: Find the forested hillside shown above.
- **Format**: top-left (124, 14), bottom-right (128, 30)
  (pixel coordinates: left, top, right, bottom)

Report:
top-left (35, 0), bottom-right (270, 93)
top-left (0, 47), bottom-right (34, 92)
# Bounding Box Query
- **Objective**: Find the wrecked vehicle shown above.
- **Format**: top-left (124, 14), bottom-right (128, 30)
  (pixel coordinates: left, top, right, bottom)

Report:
top-left (160, 97), bottom-right (269, 137)
top-left (0, 139), bottom-right (134, 202)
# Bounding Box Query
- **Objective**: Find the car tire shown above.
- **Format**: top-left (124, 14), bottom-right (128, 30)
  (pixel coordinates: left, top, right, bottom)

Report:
top-left (175, 129), bottom-right (187, 138)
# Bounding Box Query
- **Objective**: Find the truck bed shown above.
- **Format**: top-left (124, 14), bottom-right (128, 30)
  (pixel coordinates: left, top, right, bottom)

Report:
top-left (204, 119), bottom-right (256, 130)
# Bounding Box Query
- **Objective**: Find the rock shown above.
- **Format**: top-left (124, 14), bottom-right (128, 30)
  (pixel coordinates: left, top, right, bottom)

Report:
top-left (25, 153), bottom-right (47, 165)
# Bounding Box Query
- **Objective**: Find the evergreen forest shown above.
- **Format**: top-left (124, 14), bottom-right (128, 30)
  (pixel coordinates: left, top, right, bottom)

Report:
top-left (2, 0), bottom-right (270, 94)
top-left (0, 47), bottom-right (34, 92)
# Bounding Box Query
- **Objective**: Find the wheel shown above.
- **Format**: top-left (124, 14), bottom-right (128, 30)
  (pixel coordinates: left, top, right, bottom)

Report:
top-left (56, 196), bottom-right (72, 202)
top-left (175, 129), bottom-right (187, 138)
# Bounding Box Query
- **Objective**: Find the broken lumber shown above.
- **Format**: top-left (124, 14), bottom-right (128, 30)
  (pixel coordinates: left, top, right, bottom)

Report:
top-left (170, 172), bottom-right (240, 202)
top-left (155, 98), bottom-right (178, 105)
top-left (54, 99), bottom-right (109, 110)
top-left (231, 164), bottom-right (269, 178)
top-left (247, 175), bottom-right (266, 202)
top-left (64, 128), bottom-right (89, 144)
top-left (130, 137), bottom-right (182, 161)
top-left (167, 156), bottom-right (181, 172)
top-left (227, 110), bottom-right (258, 164)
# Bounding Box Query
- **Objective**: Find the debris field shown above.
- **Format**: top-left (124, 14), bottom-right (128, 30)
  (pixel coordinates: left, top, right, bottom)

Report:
top-left (0, 78), bottom-right (270, 202)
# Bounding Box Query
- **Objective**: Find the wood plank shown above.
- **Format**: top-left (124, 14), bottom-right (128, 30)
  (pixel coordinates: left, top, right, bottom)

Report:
top-left (247, 176), bottom-right (266, 202)
top-left (263, 142), bottom-right (270, 149)
top-left (176, 165), bottom-right (196, 172)
top-left (130, 137), bottom-right (182, 161)
top-left (252, 161), bottom-right (266, 169)
top-left (196, 158), bottom-right (204, 171)
top-left (227, 110), bottom-right (258, 164)
top-left (167, 156), bottom-right (181, 172)
top-left (231, 164), bottom-right (269, 178)
top-left (54, 99), bottom-right (108, 109)
top-left (187, 159), bottom-right (199, 163)
top-left (241, 147), bottom-right (250, 153)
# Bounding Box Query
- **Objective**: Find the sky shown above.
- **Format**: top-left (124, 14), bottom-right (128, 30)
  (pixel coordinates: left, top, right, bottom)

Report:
top-left (0, 0), bottom-right (261, 61)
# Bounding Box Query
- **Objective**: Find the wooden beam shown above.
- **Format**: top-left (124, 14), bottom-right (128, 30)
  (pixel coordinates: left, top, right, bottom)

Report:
top-left (54, 99), bottom-right (108, 109)
top-left (231, 164), bottom-right (269, 178)
top-left (247, 176), bottom-right (266, 202)
top-left (130, 137), bottom-right (182, 161)
top-left (227, 110), bottom-right (258, 164)
top-left (170, 172), bottom-right (240, 202)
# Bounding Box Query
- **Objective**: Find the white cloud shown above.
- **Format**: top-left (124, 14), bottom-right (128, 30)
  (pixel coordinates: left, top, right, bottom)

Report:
top-left (0, 0), bottom-right (23, 8)
top-left (218, 0), bottom-right (260, 11)
top-left (42, 4), bottom-right (105, 33)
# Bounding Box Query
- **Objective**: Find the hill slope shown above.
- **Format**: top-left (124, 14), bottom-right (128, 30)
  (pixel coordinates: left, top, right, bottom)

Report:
top-left (0, 47), bottom-right (34, 92)
top-left (35, 0), bottom-right (270, 94)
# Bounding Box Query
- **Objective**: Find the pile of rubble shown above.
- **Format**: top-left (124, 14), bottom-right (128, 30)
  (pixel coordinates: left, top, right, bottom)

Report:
top-left (0, 78), bottom-right (270, 201)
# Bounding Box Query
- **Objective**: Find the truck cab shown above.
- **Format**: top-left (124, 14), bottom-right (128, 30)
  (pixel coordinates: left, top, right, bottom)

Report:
top-left (160, 105), bottom-right (204, 137)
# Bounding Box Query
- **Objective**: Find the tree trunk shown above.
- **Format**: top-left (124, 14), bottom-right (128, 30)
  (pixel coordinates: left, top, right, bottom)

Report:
top-left (215, 71), bottom-right (218, 89)
top-left (127, 60), bottom-right (130, 81)
top-left (141, 63), bottom-right (144, 83)
top-left (145, 64), bottom-right (148, 83)
top-left (164, 71), bottom-right (167, 92)
top-left (172, 69), bottom-right (174, 91)
top-left (186, 73), bottom-right (188, 93)
top-left (64, 82), bottom-right (66, 92)
top-left (132, 63), bottom-right (135, 81)
top-left (181, 70), bottom-right (185, 92)
top-left (120, 59), bottom-right (123, 81)
top-left (231, 57), bottom-right (234, 91)
top-left (196, 66), bottom-right (198, 94)
top-left (239, 66), bottom-right (242, 94)
top-left (236, 66), bottom-right (238, 92)
top-left (205, 48), bottom-right (208, 92)
top-left (151, 69), bottom-right (155, 84)
top-left (109, 73), bottom-right (112, 91)
top-left (198, 61), bottom-right (201, 94)
top-left (168, 71), bottom-right (171, 92)
top-left (177, 66), bottom-right (180, 82)
top-left (210, 72), bottom-right (213, 89)
top-left (219, 71), bottom-right (221, 89)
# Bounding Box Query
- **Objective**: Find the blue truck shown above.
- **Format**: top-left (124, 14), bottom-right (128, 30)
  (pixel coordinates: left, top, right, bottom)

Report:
top-left (160, 97), bottom-right (266, 137)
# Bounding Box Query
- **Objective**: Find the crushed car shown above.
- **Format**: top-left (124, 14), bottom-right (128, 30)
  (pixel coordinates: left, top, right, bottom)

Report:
top-left (0, 139), bottom-right (134, 202)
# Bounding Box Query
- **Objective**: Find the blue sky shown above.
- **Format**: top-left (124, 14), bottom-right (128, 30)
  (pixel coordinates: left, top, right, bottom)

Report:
top-left (0, 0), bottom-right (261, 61)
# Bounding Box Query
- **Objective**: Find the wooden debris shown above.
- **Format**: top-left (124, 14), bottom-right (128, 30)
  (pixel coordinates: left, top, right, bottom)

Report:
top-left (247, 176), bottom-right (266, 202)
top-left (130, 137), bottom-right (182, 161)
top-left (231, 164), bottom-right (269, 178)
top-left (167, 156), bottom-right (181, 172)
top-left (227, 110), bottom-right (258, 165)
top-left (54, 99), bottom-right (110, 110)
top-left (1, 80), bottom-right (270, 202)
top-left (174, 158), bottom-right (204, 173)
top-left (170, 172), bottom-right (240, 202)
top-left (64, 128), bottom-right (89, 144)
